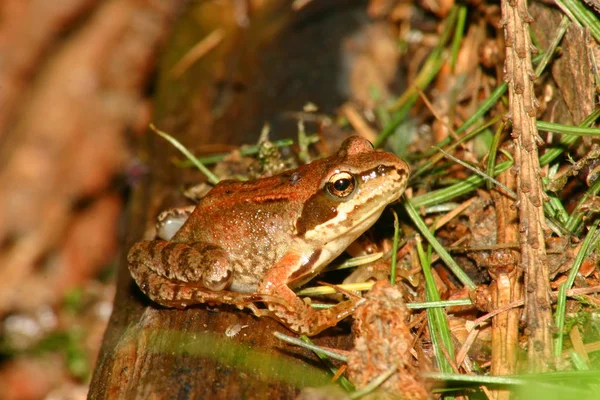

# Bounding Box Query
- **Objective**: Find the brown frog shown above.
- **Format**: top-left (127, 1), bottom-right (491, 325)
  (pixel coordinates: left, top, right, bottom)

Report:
top-left (128, 136), bottom-right (410, 335)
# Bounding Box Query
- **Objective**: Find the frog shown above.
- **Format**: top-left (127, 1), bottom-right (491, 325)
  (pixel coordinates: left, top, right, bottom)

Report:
top-left (128, 135), bottom-right (410, 335)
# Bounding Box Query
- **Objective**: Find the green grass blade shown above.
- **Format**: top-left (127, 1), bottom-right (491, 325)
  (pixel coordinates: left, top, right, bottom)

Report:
top-left (405, 199), bottom-right (476, 289)
top-left (151, 124), bottom-right (220, 185)
top-left (554, 221), bottom-right (600, 356)
top-left (411, 161), bottom-right (513, 209)
top-left (416, 236), bottom-right (456, 373)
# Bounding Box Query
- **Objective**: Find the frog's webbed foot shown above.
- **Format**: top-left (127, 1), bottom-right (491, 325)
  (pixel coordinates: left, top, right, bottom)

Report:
top-left (260, 283), bottom-right (363, 336)
top-left (280, 296), bottom-right (362, 336)
top-left (256, 250), bottom-right (365, 335)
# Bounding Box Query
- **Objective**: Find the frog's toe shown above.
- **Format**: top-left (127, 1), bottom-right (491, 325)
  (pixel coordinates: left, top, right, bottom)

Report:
top-left (202, 267), bottom-right (232, 291)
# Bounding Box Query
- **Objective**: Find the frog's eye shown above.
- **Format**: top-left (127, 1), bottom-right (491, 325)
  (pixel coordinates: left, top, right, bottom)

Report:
top-left (326, 172), bottom-right (357, 198)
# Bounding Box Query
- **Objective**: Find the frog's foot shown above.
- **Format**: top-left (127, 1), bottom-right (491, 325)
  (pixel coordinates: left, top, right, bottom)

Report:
top-left (263, 284), bottom-right (363, 336)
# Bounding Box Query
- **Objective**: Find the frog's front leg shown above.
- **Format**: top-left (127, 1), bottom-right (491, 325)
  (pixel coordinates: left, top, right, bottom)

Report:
top-left (128, 240), bottom-right (234, 308)
top-left (258, 250), bottom-right (362, 336)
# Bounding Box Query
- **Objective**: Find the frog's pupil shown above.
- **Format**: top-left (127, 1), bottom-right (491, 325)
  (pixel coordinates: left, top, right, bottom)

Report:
top-left (334, 179), bottom-right (350, 191)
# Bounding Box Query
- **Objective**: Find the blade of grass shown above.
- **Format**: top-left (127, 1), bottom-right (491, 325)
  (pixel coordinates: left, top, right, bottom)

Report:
top-left (174, 138), bottom-right (296, 166)
top-left (540, 108), bottom-right (600, 167)
top-left (406, 298), bottom-right (472, 309)
top-left (486, 120), bottom-right (507, 190)
top-left (412, 114), bottom-right (504, 179)
top-left (555, 221), bottom-right (600, 356)
top-left (415, 236), bottom-right (456, 373)
top-left (537, 121), bottom-right (600, 137)
top-left (534, 16), bottom-right (570, 77)
top-left (434, 147), bottom-right (516, 199)
top-left (312, 298), bottom-right (473, 310)
top-left (413, 84), bottom-right (507, 166)
top-left (415, 110), bottom-right (598, 195)
top-left (565, 177), bottom-right (600, 233)
top-left (554, 283), bottom-right (569, 358)
top-left (455, 83), bottom-right (508, 136)
top-left (569, 352), bottom-right (600, 394)
top-left (569, 350), bottom-right (590, 370)
top-left (405, 199), bottom-right (476, 289)
top-left (273, 332), bottom-right (348, 362)
top-left (391, 11), bottom-right (568, 162)
top-left (407, 110), bottom-right (597, 206)
top-left (424, 369), bottom-right (600, 387)
top-left (545, 188), bottom-right (570, 225)
top-left (375, 6), bottom-right (460, 147)
top-left (414, 107), bottom-right (597, 188)
top-left (555, 0), bottom-right (600, 43)
top-left (150, 124), bottom-right (220, 185)
top-left (297, 282), bottom-right (374, 296)
top-left (450, 6), bottom-right (467, 71)
top-left (327, 253), bottom-right (383, 271)
top-left (300, 335), bottom-right (355, 392)
top-left (388, 5), bottom-right (458, 114)
top-left (349, 366), bottom-right (397, 400)
top-left (411, 160), bottom-right (513, 209)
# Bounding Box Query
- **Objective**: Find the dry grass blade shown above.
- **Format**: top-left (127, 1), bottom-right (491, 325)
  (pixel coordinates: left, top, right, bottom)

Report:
top-left (490, 150), bottom-right (521, 400)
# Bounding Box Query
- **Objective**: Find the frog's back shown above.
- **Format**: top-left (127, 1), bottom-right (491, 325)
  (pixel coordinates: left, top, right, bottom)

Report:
top-left (175, 159), bottom-right (332, 246)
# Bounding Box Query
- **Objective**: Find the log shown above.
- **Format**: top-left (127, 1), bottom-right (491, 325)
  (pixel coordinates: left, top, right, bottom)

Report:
top-left (89, 2), bottom-right (368, 397)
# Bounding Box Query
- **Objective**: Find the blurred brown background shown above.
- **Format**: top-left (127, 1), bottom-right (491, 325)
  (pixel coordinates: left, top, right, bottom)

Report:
top-left (0, 1), bottom-right (181, 398)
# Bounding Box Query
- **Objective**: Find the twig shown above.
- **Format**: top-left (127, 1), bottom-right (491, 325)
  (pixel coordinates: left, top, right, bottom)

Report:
top-left (501, 0), bottom-right (554, 371)
top-left (170, 29), bottom-right (224, 78)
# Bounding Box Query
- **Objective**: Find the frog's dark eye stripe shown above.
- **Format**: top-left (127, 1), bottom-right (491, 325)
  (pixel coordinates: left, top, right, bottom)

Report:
top-left (326, 171), bottom-right (356, 198)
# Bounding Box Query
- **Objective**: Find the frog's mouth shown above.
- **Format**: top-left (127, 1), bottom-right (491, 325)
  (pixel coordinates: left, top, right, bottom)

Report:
top-left (340, 196), bottom-right (397, 239)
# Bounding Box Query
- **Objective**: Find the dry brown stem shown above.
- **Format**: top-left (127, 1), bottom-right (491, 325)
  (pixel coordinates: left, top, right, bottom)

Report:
top-left (489, 152), bottom-right (522, 399)
top-left (501, 0), bottom-right (554, 371)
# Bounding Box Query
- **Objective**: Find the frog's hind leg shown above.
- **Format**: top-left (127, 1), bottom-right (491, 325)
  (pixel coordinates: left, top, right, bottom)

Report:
top-left (128, 240), bottom-right (287, 311)
top-left (128, 240), bottom-right (231, 305)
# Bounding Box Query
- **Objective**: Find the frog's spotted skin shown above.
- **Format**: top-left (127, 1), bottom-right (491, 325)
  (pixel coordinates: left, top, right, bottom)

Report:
top-left (128, 136), bottom-right (409, 335)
